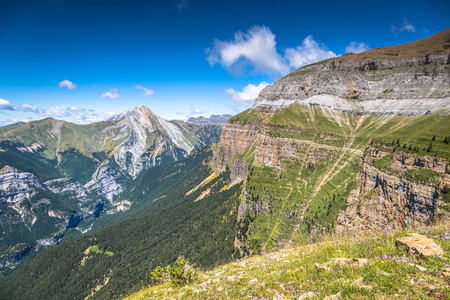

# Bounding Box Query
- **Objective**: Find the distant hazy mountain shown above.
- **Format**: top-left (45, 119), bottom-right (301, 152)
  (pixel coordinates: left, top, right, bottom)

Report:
top-left (187, 114), bottom-right (232, 125)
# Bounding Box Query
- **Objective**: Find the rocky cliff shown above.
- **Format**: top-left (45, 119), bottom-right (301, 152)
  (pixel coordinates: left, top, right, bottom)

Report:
top-left (254, 29), bottom-right (450, 115)
top-left (336, 148), bottom-right (449, 234)
top-left (213, 28), bottom-right (450, 253)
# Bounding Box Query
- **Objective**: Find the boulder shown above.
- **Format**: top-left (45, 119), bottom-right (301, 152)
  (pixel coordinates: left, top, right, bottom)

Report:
top-left (396, 234), bottom-right (444, 257)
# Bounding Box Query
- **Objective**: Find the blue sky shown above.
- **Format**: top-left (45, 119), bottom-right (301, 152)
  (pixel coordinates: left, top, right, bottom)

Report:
top-left (0, 0), bottom-right (449, 125)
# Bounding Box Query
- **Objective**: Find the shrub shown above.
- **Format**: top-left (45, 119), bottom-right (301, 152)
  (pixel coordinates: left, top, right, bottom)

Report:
top-left (150, 257), bottom-right (197, 287)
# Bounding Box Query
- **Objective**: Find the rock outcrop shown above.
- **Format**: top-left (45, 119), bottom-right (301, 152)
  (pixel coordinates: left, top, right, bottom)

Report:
top-left (84, 160), bottom-right (126, 202)
top-left (335, 160), bottom-right (440, 233)
top-left (396, 234), bottom-right (445, 257)
top-left (0, 166), bottom-right (42, 205)
top-left (254, 30), bottom-right (450, 115)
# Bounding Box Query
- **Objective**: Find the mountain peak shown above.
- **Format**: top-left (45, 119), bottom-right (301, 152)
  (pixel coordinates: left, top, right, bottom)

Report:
top-left (138, 105), bottom-right (155, 120)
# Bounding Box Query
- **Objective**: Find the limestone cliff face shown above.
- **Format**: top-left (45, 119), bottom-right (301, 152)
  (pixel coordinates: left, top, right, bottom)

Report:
top-left (336, 148), bottom-right (449, 233)
top-left (254, 52), bottom-right (450, 115)
top-left (336, 161), bottom-right (438, 233)
top-left (212, 123), bottom-right (259, 178)
top-left (213, 30), bottom-right (450, 250)
top-left (257, 52), bottom-right (450, 101)
top-left (84, 160), bottom-right (126, 202)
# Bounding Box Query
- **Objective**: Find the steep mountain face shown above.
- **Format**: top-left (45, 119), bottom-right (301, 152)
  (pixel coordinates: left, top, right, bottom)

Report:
top-left (213, 28), bottom-right (450, 254)
top-left (255, 28), bottom-right (450, 115)
top-left (0, 106), bottom-right (223, 276)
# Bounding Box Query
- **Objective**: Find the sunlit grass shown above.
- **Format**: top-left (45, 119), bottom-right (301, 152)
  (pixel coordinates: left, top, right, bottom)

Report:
top-left (125, 221), bottom-right (450, 299)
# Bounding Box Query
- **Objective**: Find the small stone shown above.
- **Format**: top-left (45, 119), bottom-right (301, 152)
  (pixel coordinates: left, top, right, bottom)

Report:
top-left (315, 263), bottom-right (331, 271)
top-left (325, 258), bottom-right (369, 268)
top-left (298, 291), bottom-right (317, 299)
top-left (396, 234), bottom-right (444, 257)
top-left (409, 263), bottom-right (427, 271)
top-left (357, 258), bottom-right (370, 267)
top-left (323, 292), bottom-right (341, 300)
top-left (440, 271), bottom-right (450, 280)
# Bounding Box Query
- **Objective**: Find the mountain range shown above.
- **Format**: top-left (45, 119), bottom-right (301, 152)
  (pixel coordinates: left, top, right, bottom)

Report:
top-left (0, 106), bottom-right (223, 275)
top-left (0, 28), bottom-right (449, 299)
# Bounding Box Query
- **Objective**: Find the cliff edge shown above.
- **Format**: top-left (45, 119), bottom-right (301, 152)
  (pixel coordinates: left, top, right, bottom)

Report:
top-left (255, 28), bottom-right (450, 115)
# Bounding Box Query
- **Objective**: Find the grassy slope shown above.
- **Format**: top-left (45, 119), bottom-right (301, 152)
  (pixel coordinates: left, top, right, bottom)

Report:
top-left (128, 223), bottom-right (450, 300)
top-left (230, 105), bottom-right (450, 254)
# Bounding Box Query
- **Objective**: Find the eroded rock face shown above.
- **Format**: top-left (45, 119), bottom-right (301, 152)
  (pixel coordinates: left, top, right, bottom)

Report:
top-left (335, 159), bottom-right (440, 233)
top-left (254, 53), bottom-right (450, 115)
top-left (396, 234), bottom-right (444, 257)
top-left (84, 160), bottom-right (125, 202)
top-left (112, 107), bottom-right (155, 177)
top-left (257, 53), bottom-right (450, 101)
top-left (212, 122), bottom-right (339, 178)
top-left (0, 166), bottom-right (42, 204)
top-left (45, 178), bottom-right (88, 199)
top-left (212, 123), bottom-right (259, 178)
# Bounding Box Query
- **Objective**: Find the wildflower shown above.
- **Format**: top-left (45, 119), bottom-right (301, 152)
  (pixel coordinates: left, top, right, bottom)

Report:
top-left (430, 286), bottom-right (436, 290)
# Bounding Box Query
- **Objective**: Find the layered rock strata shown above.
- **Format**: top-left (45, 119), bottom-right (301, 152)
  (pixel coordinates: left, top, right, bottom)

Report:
top-left (254, 52), bottom-right (450, 115)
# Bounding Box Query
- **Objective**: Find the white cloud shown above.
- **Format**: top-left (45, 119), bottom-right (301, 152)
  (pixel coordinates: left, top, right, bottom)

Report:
top-left (207, 26), bottom-right (339, 76)
top-left (391, 18), bottom-right (416, 35)
top-left (225, 82), bottom-right (269, 105)
top-left (285, 36), bottom-right (337, 69)
top-left (134, 85), bottom-right (154, 96)
top-left (17, 103), bottom-right (108, 124)
top-left (59, 79), bottom-right (77, 90)
top-left (45, 106), bottom-right (67, 117)
top-left (0, 99), bottom-right (17, 111)
top-left (190, 105), bottom-right (205, 115)
top-left (101, 88), bottom-right (120, 98)
top-left (206, 25), bottom-right (289, 75)
top-left (44, 106), bottom-right (109, 124)
top-left (69, 106), bottom-right (83, 111)
top-left (345, 41), bottom-right (370, 54)
top-left (21, 104), bottom-right (40, 113)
